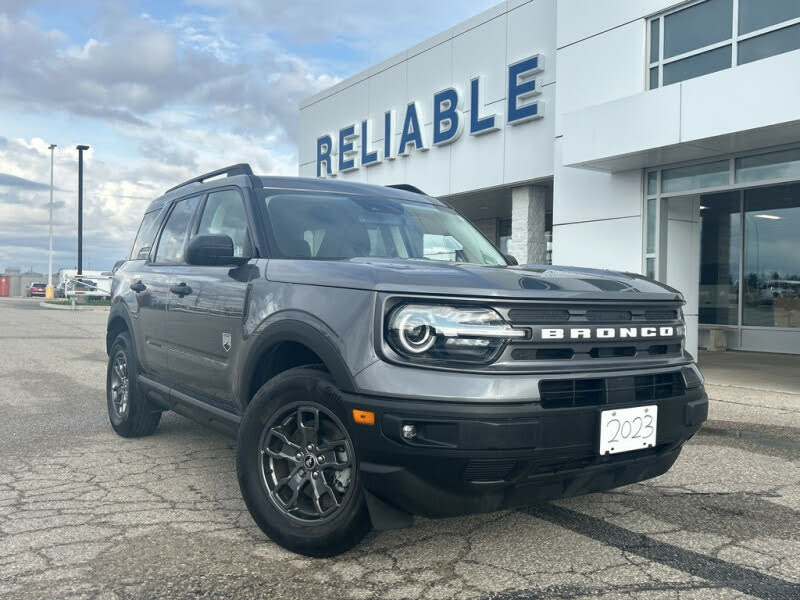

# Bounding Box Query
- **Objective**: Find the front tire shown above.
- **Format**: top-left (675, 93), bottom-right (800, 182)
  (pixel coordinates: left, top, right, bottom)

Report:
top-left (106, 332), bottom-right (161, 437)
top-left (237, 366), bottom-right (371, 557)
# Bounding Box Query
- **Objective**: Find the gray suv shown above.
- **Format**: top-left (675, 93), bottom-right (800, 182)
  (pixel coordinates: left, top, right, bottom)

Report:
top-left (106, 164), bottom-right (708, 556)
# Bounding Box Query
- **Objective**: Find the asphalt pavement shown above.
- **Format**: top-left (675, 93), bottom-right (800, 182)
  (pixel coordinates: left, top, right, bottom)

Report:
top-left (1, 296), bottom-right (798, 599)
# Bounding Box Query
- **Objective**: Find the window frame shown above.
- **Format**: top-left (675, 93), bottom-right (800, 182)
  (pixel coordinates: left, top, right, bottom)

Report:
top-left (647, 0), bottom-right (800, 90)
top-left (190, 186), bottom-right (254, 260)
top-left (149, 193), bottom-right (204, 266)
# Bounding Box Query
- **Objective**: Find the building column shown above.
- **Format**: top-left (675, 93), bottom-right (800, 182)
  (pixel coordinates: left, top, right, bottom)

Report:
top-left (509, 185), bottom-right (547, 264)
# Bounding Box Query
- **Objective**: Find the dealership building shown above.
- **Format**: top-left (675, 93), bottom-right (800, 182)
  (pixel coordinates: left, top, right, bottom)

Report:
top-left (298, 0), bottom-right (800, 357)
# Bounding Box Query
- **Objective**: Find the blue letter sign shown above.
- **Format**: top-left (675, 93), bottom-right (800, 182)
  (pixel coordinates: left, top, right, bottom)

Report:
top-left (507, 54), bottom-right (544, 124)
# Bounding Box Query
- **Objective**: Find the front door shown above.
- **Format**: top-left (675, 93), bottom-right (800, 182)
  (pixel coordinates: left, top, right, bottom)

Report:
top-left (166, 188), bottom-right (254, 407)
top-left (146, 193), bottom-right (202, 381)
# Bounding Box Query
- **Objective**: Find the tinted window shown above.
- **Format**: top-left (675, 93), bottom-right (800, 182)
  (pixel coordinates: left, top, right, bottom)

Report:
top-left (195, 189), bottom-right (249, 258)
top-left (738, 22), bottom-right (800, 65)
top-left (662, 45), bottom-right (732, 86)
top-left (154, 196), bottom-right (200, 264)
top-left (263, 192), bottom-right (506, 266)
top-left (130, 210), bottom-right (161, 260)
top-left (738, 0), bottom-right (800, 35)
top-left (664, 0), bottom-right (732, 59)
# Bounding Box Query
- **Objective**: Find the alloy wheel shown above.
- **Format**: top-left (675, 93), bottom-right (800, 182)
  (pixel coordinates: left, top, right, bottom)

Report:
top-left (259, 403), bottom-right (354, 523)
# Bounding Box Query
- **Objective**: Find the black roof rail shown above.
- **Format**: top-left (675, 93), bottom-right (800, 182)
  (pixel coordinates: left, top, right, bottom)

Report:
top-left (165, 163), bottom-right (254, 194)
top-left (386, 184), bottom-right (426, 195)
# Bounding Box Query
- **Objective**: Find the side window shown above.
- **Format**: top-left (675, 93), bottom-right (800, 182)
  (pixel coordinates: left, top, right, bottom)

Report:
top-left (154, 196), bottom-right (201, 264)
top-left (195, 189), bottom-right (250, 258)
top-left (130, 210), bottom-right (160, 260)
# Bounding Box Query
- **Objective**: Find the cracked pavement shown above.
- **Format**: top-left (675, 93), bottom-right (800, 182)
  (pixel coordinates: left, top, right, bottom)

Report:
top-left (1, 297), bottom-right (798, 599)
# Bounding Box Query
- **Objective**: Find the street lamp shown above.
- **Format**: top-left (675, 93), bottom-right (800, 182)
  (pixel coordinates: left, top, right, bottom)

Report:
top-left (46, 144), bottom-right (57, 299)
top-left (76, 145), bottom-right (90, 276)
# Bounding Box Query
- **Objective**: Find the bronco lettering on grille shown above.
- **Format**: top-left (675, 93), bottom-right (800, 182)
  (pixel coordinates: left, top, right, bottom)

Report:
top-left (539, 326), bottom-right (678, 340)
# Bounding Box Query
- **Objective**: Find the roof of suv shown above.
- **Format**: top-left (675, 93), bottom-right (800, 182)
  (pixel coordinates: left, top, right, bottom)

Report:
top-left (144, 166), bottom-right (444, 214)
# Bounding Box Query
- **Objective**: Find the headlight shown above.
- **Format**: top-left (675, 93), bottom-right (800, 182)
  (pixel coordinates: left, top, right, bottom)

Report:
top-left (386, 304), bottom-right (525, 364)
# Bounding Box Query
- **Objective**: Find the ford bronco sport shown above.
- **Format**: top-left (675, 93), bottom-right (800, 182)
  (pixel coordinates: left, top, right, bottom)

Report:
top-left (107, 163), bottom-right (708, 557)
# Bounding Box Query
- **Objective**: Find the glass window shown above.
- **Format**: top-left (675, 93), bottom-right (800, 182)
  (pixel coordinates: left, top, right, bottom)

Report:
top-left (646, 257), bottom-right (656, 280)
top-left (130, 210), bottom-right (161, 260)
top-left (735, 147), bottom-right (800, 183)
top-left (743, 183), bottom-right (800, 327)
top-left (196, 189), bottom-right (250, 258)
top-left (662, 160), bottom-right (730, 194)
top-left (263, 192), bottom-right (506, 266)
top-left (154, 196), bottom-right (200, 264)
top-left (646, 198), bottom-right (657, 254)
top-left (738, 0), bottom-right (800, 35)
top-left (650, 19), bottom-right (660, 63)
top-left (649, 67), bottom-right (659, 90)
top-left (646, 171), bottom-right (658, 196)
top-left (663, 0), bottom-right (732, 59)
top-left (662, 45), bottom-right (732, 86)
top-left (699, 192), bottom-right (741, 325)
top-left (498, 218), bottom-right (512, 254)
top-left (738, 22), bottom-right (800, 65)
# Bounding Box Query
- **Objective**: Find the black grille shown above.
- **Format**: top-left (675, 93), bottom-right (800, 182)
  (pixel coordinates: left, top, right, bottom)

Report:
top-left (463, 459), bottom-right (517, 482)
top-left (646, 309), bottom-right (678, 321)
top-left (507, 308), bottom-right (570, 323)
top-left (511, 347), bottom-right (574, 360)
top-left (539, 372), bottom-right (685, 409)
top-left (589, 346), bottom-right (637, 358)
top-left (510, 343), bottom-right (681, 361)
top-left (634, 373), bottom-right (685, 401)
top-left (586, 310), bottom-right (631, 321)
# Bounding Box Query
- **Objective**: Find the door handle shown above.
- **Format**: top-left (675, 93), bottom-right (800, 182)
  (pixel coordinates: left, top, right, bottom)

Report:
top-left (169, 283), bottom-right (192, 297)
top-left (130, 281), bottom-right (146, 293)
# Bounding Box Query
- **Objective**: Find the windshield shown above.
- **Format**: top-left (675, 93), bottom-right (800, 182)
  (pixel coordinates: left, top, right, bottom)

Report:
top-left (262, 191), bottom-right (507, 266)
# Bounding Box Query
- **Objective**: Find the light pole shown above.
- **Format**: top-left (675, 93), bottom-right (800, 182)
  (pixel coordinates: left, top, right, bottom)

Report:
top-left (76, 145), bottom-right (90, 276)
top-left (46, 144), bottom-right (57, 299)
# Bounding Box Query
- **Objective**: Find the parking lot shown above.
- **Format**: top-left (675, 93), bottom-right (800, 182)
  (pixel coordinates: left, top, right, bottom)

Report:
top-left (0, 296), bottom-right (798, 600)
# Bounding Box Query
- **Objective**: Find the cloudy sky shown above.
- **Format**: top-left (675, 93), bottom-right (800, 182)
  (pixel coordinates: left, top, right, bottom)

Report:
top-left (0, 0), bottom-right (494, 274)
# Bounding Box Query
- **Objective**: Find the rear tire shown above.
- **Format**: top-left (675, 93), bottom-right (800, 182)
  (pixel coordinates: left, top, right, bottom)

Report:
top-left (237, 366), bottom-right (371, 557)
top-left (106, 332), bottom-right (161, 437)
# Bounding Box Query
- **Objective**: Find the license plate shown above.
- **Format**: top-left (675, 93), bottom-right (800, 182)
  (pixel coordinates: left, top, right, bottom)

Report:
top-left (599, 405), bottom-right (657, 455)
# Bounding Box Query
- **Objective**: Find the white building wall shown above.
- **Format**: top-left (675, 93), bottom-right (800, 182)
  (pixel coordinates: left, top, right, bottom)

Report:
top-left (299, 0), bottom-right (557, 195)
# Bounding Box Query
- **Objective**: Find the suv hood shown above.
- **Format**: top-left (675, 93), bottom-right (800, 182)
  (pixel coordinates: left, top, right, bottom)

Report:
top-left (266, 258), bottom-right (683, 302)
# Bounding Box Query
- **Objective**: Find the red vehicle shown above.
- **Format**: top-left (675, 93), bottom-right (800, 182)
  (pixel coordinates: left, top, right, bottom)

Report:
top-left (27, 282), bottom-right (47, 297)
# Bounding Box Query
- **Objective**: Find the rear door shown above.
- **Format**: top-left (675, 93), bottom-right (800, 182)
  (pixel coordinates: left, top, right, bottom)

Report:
top-left (165, 187), bottom-right (255, 407)
top-left (137, 194), bottom-right (202, 378)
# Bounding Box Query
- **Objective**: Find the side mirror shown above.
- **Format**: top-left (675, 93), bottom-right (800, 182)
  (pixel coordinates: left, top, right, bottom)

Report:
top-left (186, 234), bottom-right (247, 266)
top-left (504, 253), bottom-right (518, 266)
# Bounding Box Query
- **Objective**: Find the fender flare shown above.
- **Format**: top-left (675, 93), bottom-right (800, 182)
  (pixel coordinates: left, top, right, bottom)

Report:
top-left (106, 303), bottom-right (139, 360)
top-left (238, 319), bottom-right (357, 408)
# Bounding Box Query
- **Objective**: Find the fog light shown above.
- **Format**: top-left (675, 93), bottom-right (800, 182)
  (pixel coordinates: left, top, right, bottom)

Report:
top-left (402, 424), bottom-right (417, 440)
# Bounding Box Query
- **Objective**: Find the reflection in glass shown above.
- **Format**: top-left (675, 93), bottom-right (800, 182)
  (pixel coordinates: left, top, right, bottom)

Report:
top-left (738, 22), bottom-right (800, 65)
top-left (646, 198), bottom-right (657, 254)
top-left (662, 160), bottom-right (730, 194)
top-left (699, 192), bottom-right (740, 325)
top-left (663, 45), bottom-right (732, 86)
top-left (743, 184), bottom-right (800, 328)
top-left (664, 0), bottom-right (732, 58)
top-left (649, 66), bottom-right (659, 90)
top-left (736, 147), bottom-right (800, 184)
top-left (647, 171), bottom-right (658, 196)
top-left (650, 19), bottom-right (660, 63)
top-left (738, 0), bottom-right (800, 35)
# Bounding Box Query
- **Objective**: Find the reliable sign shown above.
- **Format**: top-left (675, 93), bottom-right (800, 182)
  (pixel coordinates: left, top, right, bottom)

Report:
top-left (316, 54), bottom-right (545, 178)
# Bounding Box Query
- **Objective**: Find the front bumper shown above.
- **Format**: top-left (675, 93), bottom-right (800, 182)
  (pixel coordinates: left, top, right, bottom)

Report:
top-left (340, 382), bottom-right (707, 518)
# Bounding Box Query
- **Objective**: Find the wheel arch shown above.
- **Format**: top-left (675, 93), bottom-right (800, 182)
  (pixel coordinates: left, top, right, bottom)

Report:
top-left (239, 320), bottom-right (357, 410)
